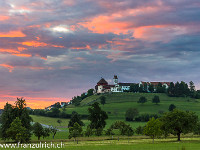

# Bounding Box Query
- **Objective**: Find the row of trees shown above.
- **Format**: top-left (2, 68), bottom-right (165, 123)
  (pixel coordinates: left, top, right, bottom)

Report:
top-left (144, 109), bottom-right (198, 142)
top-left (129, 81), bottom-right (200, 98)
top-left (68, 108), bottom-right (199, 143)
top-left (71, 89), bottom-right (94, 106)
top-left (0, 98), bottom-right (32, 142)
top-left (68, 102), bottom-right (108, 141)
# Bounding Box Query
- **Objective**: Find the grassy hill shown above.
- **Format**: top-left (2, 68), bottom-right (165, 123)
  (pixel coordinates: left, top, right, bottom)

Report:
top-left (67, 93), bottom-right (200, 117)
top-left (31, 93), bottom-right (200, 132)
top-left (28, 93), bottom-right (200, 141)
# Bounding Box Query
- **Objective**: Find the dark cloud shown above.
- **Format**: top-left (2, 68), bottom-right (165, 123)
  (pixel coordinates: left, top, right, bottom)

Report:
top-left (0, 0), bottom-right (200, 108)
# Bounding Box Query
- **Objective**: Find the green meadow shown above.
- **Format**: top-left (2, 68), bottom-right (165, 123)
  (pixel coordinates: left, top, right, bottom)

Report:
top-left (1, 93), bottom-right (200, 149)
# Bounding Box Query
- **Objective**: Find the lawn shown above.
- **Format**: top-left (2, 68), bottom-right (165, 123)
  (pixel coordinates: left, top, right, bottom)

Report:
top-left (1, 137), bottom-right (200, 150)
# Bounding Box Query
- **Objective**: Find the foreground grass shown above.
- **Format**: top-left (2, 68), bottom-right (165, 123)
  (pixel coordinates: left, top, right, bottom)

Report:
top-left (1, 137), bottom-right (200, 150)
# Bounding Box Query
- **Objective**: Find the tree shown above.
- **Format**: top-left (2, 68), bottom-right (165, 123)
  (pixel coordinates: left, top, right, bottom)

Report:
top-left (0, 103), bottom-right (15, 140)
top-left (50, 126), bottom-right (58, 139)
top-left (51, 108), bottom-right (60, 117)
top-left (143, 83), bottom-right (148, 93)
top-left (137, 96), bottom-right (147, 104)
top-left (125, 108), bottom-right (139, 121)
top-left (152, 96), bottom-right (160, 105)
top-left (100, 96), bottom-right (106, 105)
top-left (135, 126), bottom-right (144, 135)
top-left (68, 111), bottom-right (84, 127)
top-left (87, 89), bottom-right (94, 96)
top-left (160, 109), bottom-right (198, 141)
top-left (69, 122), bottom-right (83, 143)
top-left (42, 128), bottom-right (51, 139)
top-left (0, 98), bottom-right (32, 142)
top-left (167, 82), bottom-right (175, 96)
top-left (88, 102), bottom-right (108, 129)
top-left (110, 121), bottom-right (134, 136)
top-left (148, 84), bottom-right (154, 93)
top-left (143, 117), bottom-right (162, 143)
top-left (139, 84), bottom-right (144, 93)
top-left (156, 83), bottom-right (165, 93)
top-left (130, 84), bottom-right (139, 93)
top-left (57, 119), bottom-right (62, 126)
top-left (189, 81), bottom-right (195, 92)
top-left (168, 104), bottom-right (176, 111)
top-left (84, 125), bottom-right (93, 137)
top-left (6, 117), bottom-right (28, 143)
top-left (33, 122), bottom-right (44, 140)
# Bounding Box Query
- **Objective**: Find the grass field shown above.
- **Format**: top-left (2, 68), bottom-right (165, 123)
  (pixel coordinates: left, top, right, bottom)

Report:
top-left (29, 93), bottom-right (200, 139)
top-left (67, 93), bottom-right (200, 118)
top-left (1, 137), bottom-right (200, 150)
top-left (1, 93), bottom-right (200, 149)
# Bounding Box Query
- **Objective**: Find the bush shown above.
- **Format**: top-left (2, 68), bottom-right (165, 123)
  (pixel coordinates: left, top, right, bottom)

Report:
top-left (137, 96), bottom-right (147, 104)
top-left (135, 126), bottom-right (144, 135)
top-left (168, 104), bottom-right (176, 111)
top-left (135, 113), bottom-right (159, 122)
top-left (125, 108), bottom-right (139, 121)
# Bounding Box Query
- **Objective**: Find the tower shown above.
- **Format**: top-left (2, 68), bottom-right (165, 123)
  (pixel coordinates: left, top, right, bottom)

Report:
top-left (113, 75), bottom-right (118, 85)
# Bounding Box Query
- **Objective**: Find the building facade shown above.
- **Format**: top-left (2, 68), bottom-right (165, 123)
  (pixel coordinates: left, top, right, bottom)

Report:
top-left (95, 75), bottom-right (172, 94)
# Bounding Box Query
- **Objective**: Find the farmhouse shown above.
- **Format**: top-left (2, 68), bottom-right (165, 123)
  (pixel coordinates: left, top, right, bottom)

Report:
top-left (95, 75), bottom-right (172, 93)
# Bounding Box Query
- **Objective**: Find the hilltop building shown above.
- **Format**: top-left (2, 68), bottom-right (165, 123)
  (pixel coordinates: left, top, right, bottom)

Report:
top-left (95, 75), bottom-right (171, 93)
top-left (95, 75), bottom-right (136, 93)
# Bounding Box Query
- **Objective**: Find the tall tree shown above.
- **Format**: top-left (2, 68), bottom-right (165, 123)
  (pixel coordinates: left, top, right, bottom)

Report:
top-left (167, 82), bottom-right (175, 96)
top-left (14, 98), bottom-right (32, 141)
top-left (189, 81), bottom-right (195, 92)
top-left (152, 96), bottom-right (160, 105)
top-left (0, 103), bottom-right (15, 140)
top-left (148, 84), bottom-right (154, 93)
top-left (68, 111), bottom-right (84, 127)
top-left (88, 102), bottom-right (108, 129)
top-left (125, 108), bottom-right (139, 121)
top-left (33, 122), bottom-right (44, 140)
top-left (6, 117), bottom-right (28, 143)
top-left (160, 109), bottom-right (198, 141)
top-left (139, 84), bottom-right (144, 93)
top-left (69, 122), bottom-right (83, 143)
top-left (143, 117), bottom-right (162, 143)
top-left (143, 83), bottom-right (148, 93)
top-left (100, 96), bottom-right (106, 105)
top-left (0, 98), bottom-right (32, 142)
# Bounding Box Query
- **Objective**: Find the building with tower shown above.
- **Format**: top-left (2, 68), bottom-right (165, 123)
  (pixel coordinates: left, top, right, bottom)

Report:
top-left (95, 75), bottom-right (136, 93)
top-left (95, 75), bottom-right (172, 94)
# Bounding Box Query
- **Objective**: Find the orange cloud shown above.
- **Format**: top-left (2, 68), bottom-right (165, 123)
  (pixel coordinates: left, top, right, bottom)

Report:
top-left (21, 41), bottom-right (48, 47)
top-left (79, 15), bottom-right (130, 35)
top-left (12, 53), bottom-right (32, 57)
top-left (0, 30), bottom-right (26, 37)
top-left (0, 16), bottom-right (9, 21)
top-left (75, 57), bottom-right (85, 61)
top-left (71, 45), bottom-right (91, 50)
top-left (0, 48), bottom-right (20, 54)
top-left (0, 63), bottom-right (53, 72)
top-left (20, 41), bottom-right (64, 48)
top-left (0, 64), bottom-right (14, 72)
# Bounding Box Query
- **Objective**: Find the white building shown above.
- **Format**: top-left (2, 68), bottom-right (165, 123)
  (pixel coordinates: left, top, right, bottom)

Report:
top-left (95, 75), bottom-right (136, 93)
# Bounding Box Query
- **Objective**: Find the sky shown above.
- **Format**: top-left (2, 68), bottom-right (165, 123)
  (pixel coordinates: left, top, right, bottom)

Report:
top-left (0, 0), bottom-right (200, 109)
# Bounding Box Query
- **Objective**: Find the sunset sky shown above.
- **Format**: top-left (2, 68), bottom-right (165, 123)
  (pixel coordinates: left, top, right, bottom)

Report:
top-left (0, 0), bottom-right (200, 109)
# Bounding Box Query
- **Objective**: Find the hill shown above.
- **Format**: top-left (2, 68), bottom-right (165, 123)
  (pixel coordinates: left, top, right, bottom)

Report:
top-left (67, 93), bottom-right (200, 116)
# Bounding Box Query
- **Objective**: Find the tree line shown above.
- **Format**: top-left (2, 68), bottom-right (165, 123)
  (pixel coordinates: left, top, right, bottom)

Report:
top-left (129, 81), bottom-right (200, 98)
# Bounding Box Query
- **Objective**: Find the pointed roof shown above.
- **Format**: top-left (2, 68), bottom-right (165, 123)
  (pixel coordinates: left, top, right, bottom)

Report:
top-left (113, 75), bottom-right (118, 79)
top-left (97, 78), bottom-right (108, 85)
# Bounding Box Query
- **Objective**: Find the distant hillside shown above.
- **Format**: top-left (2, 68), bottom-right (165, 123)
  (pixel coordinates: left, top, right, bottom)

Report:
top-left (66, 93), bottom-right (200, 120)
